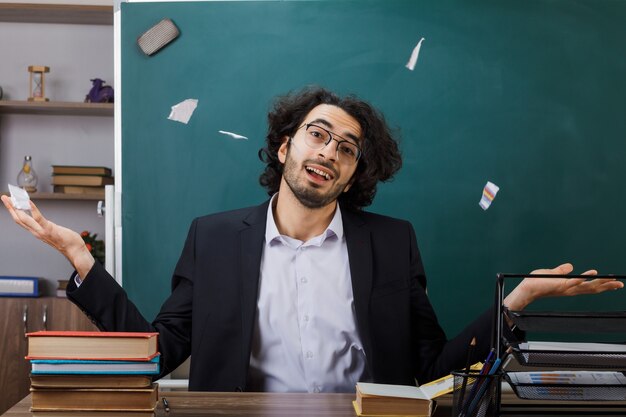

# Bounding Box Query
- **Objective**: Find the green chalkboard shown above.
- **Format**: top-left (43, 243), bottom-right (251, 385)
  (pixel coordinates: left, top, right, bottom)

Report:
top-left (121, 0), bottom-right (626, 337)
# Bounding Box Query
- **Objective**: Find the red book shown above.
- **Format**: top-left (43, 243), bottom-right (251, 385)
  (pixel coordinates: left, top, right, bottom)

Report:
top-left (26, 331), bottom-right (159, 361)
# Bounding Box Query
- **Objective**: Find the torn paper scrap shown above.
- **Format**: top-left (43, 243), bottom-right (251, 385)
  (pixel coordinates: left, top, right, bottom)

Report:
top-left (167, 99), bottom-right (198, 124)
top-left (8, 184), bottom-right (31, 210)
top-left (405, 37), bottom-right (425, 71)
top-left (218, 130), bottom-right (248, 140)
top-left (479, 181), bottom-right (500, 210)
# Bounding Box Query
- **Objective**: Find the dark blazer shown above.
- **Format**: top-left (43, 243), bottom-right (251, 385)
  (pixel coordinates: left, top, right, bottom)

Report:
top-left (68, 201), bottom-right (498, 391)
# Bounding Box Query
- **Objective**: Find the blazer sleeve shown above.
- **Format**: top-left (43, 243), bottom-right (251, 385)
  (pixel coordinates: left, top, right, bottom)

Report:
top-left (66, 218), bottom-right (200, 379)
top-left (408, 223), bottom-right (522, 384)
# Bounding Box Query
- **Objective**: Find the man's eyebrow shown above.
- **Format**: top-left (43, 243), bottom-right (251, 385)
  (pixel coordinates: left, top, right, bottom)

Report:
top-left (309, 118), bottom-right (360, 143)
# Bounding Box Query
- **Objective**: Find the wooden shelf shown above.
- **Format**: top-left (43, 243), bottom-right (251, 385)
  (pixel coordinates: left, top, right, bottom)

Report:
top-left (0, 3), bottom-right (113, 25)
top-left (1, 192), bottom-right (104, 201)
top-left (0, 100), bottom-right (113, 116)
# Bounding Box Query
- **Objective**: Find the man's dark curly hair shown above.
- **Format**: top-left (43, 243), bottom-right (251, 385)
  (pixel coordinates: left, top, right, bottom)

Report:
top-left (258, 86), bottom-right (402, 211)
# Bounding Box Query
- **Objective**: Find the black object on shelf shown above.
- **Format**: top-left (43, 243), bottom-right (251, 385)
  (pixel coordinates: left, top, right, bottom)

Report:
top-left (506, 309), bottom-right (626, 333)
top-left (504, 372), bottom-right (626, 402)
top-left (510, 343), bottom-right (626, 369)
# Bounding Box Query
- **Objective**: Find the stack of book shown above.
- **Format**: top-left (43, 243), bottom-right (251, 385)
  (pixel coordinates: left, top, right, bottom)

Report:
top-left (56, 280), bottom-right (69, 298)
top-left (26, 331), bottom-right (160, 413)
top-left (51, 165), bottom-right (113, 196)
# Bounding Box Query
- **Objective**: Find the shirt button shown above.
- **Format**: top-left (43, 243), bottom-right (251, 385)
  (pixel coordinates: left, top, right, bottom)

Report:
top-left (303, 315), bottom-right (309, 322)
top-left (300, 277), bottom-right (308, 283)
top-left (306, 351), bottom-right (313, 359)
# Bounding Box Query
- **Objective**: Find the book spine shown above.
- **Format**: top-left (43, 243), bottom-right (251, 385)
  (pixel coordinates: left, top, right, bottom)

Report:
top-left (30, 369), bottom-right (160, 375)
top-left (31, 356), bottom-right (160, 364)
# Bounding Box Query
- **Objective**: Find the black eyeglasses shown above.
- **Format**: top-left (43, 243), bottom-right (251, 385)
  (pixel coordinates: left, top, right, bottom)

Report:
top-left (296, 123), bottom-right (362, 165)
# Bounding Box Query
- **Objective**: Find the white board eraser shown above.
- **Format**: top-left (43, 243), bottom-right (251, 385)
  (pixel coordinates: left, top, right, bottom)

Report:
top-left (137, 18), bottom-right (180, 56)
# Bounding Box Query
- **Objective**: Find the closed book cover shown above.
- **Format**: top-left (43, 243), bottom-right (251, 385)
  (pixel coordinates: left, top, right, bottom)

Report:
top-left (355, 383), bottom-right (433, 416)
top-left (30, 373), bottom-right (153, 389)
top-left (0, 276), bottom-right (41, 297)
top-left (30, 383), bottom-right (158, 412)
top-left (26, 331), bottom-right (159, 360)
top-left (53, 185), bottom-right (105, 195)
top-left (31, 355), bottom-right (160, 375)
top-left (52, 165), bottom-right (112, 176)
top-left (51, 175), bottom-right (114, 187)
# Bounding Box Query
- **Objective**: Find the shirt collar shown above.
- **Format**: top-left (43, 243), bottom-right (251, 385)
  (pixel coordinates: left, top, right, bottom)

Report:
top-left (265, 193), bottom-right (344, 246)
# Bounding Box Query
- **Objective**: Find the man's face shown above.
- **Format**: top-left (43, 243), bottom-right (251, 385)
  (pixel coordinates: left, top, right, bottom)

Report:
top-left (278, 104), bottom-right (362, 209)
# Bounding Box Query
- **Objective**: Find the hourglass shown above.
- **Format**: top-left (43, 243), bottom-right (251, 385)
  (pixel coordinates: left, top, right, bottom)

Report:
top-left (28, 65), bottom-right (50, 102)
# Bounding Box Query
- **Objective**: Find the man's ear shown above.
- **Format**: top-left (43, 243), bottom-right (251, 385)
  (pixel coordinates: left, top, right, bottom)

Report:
top-left (278, 136), bottom-right (290, 164)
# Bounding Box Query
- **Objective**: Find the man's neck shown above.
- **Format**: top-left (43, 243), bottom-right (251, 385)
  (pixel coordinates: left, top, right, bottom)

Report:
top-left (273, 190), bottom-right (337, 242)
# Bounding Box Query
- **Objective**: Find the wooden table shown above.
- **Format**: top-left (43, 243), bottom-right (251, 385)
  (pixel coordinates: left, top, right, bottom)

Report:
top-left (4, 390), bottom-right (622, 416)
top-left (1, 391), bottom-right (455, 417)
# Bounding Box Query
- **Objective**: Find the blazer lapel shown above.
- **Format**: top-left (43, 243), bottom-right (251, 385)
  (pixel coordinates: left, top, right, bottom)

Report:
top-left (343, 210), bottom-right (374, 373)
top-left (239, 201), bottom-right (269, 378)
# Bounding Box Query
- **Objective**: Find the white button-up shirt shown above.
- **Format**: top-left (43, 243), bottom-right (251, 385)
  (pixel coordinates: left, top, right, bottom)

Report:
top-left (247, 195), bottom-right (367, 392)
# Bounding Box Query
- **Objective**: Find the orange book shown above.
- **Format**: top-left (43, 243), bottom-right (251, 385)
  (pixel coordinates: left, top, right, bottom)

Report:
top-left (26, 331), bottom-right (159, 361)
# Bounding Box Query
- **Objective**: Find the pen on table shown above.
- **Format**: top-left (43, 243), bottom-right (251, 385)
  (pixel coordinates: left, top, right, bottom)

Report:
top-left (474, 347), bottom-right (514, 416)
top-left (162, 397), bottom-right (170, 412)
top-left (456, 336), bottom-right (476, 415)
top-left (459, 348), bottom-right (495, 417)
top-left (482, 349), bottom-right (495, 371)
top-left (463, 354), bottom-right (503, 417)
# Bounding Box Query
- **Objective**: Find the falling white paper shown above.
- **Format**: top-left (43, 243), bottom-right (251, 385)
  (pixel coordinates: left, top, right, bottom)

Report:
top-left (479, 181), bottom-right (500, 210)
top-left (218, 130), bottom-right (248, 140)
top-left (167, 99), bottom-right (198, 124)
top-left (8, 184), bottom-right (31, 210)
top-left (405, 37), bottom-right (425, 71)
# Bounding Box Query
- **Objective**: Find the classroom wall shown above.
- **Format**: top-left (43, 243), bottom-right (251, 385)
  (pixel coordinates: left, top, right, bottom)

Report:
top-left (0, 21), bottom-right (114, 292)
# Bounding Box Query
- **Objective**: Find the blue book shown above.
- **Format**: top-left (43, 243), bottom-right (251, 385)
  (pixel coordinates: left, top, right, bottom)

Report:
top-left (0, 276), bottom-right (41, 297)
top-left (30, 355), bottom-right (160, 375)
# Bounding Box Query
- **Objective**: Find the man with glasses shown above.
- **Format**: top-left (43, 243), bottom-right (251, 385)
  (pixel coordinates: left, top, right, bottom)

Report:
top-left (2, 86), bottom-right (621, 393)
